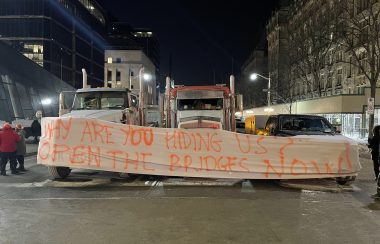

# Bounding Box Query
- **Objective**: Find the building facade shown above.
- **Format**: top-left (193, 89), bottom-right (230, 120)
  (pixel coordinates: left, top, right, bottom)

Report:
top-left (266, 1), bottom-right (290, 100)
top-left (0, 40), bottom-right (74, 122)
top-left (104, 50), bottom-right (157, 105)
top-left (105, 22), bottom-right (160, 105)
top-left (0, 0), bottom-right (107, 88)
top-left (255, 0), bottom-right (380, 138)
top-left (240, 34), bottom-right (268, 108)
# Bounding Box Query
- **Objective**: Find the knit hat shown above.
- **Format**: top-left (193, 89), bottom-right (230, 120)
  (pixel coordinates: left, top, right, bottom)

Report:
top-left (3, 123), bottom-right (11, 130)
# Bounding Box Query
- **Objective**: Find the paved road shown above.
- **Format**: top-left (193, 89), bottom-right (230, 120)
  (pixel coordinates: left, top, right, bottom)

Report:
top-left (0, 155), bottom-right (379, 244)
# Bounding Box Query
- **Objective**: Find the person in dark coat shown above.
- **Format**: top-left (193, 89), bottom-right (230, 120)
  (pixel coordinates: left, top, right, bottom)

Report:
top-left (0, 123), bottom-right (21, 175)
top-left (368, 125), bottom-right (380, 180)
top-left (15, 124), bottom-right (27, 172)
top-left (31, 110), bottom-right (42, 143)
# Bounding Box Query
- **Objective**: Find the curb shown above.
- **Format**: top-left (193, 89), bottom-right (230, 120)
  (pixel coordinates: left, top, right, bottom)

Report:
top-left (279, 179), bottom-right (353, 192)
top-left (44, 177), bottom-right (243, 188)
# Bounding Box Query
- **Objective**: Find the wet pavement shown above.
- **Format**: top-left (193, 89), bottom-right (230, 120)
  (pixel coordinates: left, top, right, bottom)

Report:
top-left (0, 151), bottom-right (380, 244)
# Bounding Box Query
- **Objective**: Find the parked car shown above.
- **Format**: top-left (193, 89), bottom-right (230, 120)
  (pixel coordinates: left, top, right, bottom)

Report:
top-left (264, 114), bottom-right (337, 136)
top-left (263, 114), bottom-right (353, 185)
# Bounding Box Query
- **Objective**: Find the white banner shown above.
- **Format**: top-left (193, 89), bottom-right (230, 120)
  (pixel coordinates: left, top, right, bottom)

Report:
top-left (37, 117), bottom-right (361, 179)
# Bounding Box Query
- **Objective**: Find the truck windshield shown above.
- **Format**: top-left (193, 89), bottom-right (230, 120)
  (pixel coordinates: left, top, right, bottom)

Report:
top-left (177, 98), bottom-right (223, 110)
top-left (72, 91), bottom-right (128, 110)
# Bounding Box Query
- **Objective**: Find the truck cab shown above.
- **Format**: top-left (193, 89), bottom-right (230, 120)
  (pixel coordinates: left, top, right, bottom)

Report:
top-left (61, 88), bottom-right (139, 124)
top-left (164, 84), bottom-right (242, 131)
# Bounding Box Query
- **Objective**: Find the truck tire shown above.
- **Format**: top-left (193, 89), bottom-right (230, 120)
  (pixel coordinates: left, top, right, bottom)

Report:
top-left (336, 176), bottom-right (356, 185)
top-left (48, 166), bottom-right (71, 179)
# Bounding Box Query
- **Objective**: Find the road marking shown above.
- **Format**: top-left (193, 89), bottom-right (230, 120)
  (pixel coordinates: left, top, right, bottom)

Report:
top-left (0, 179), bottom-right (51, 188)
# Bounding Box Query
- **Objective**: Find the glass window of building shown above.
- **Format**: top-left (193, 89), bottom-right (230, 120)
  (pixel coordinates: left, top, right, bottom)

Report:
top-left (116, 69), bottom-right (121, 81)
top-left (336, 68), bottom-right (343, 87)
top-left (107, 57), bottom-right (112, 63)
top-left (107, 70), bottom-right (112, 82)
top-left (22, 43), bottom-right (43, 66)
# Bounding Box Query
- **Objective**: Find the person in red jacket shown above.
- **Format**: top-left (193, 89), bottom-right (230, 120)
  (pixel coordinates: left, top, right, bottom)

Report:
top-left (0, 123), bottom-right (21, 175)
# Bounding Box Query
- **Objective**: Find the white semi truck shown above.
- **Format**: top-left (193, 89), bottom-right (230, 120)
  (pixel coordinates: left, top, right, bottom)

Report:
top-left (47, 69), bottom-right (145, 178)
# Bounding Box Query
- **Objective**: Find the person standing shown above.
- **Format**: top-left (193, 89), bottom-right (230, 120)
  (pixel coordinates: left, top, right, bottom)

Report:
top-left (368, 125), bottom-right (380, 180)
top-left (15, 124), bottom-right (27, 172)
top-left (0, 123), bottom-right (20, 175)
top-left (31, 110), bottom-right (42, 144)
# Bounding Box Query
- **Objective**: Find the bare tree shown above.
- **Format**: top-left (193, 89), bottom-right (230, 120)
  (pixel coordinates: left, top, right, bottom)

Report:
top-left (288, 1), bottom-right (337, 98)
top-left (336, 0), bottom-right (380, 137)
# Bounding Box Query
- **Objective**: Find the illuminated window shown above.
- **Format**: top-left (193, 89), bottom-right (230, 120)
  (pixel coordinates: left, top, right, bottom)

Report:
top-left (107, 57), bottom-right (112, 63)
top-left (22, 43), bottom-right (44, 67)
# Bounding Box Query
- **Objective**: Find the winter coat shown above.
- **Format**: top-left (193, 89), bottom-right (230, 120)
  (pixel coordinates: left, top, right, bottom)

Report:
top-left (0, 127), bottom-right (21, 152)
top-left (368, 135), bottom-right (379, 157)
top-left (16, 129), bottom-right (26, 156)
top-left (31, 119), bottom-right (41, 137)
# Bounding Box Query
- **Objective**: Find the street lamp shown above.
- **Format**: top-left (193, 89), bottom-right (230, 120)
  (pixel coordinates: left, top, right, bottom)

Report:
top-left (250, 72), bottom-right (271, 108)
top-left (138, 67), bottom-right (153, 125)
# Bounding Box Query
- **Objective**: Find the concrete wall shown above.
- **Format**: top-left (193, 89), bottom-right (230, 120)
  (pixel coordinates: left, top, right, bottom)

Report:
top-left (244, 87), bottom-right (380, 116)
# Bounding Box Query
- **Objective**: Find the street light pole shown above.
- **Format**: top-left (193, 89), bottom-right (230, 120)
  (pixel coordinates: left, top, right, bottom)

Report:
top-left (139, 66), bottom-right (145, 126)
top-left (250, 72), bottom-right (271, 107)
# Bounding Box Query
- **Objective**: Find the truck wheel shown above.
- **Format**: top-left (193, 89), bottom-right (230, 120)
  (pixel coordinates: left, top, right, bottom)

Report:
top-left (336, 176), bottom-right (356, 185)
top-left (48, 166), bottom-right (71, 179)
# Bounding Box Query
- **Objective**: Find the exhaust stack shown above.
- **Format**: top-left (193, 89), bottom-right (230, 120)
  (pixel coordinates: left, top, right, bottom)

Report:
top-left (82, 68), bottom-right (88, 88)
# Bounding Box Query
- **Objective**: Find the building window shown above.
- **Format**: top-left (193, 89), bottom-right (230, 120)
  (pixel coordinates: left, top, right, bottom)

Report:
top-left (107, 70), bottom-right (112, 82)
top-left (116, 69), bottom-right (121, 81)
top-left (115, 58), bottom-right (121, 63)
top-left (337, 68), bottom-right (343, 87)
top-left (327, 71), bottom-right (333, 88)
top-left (22, 43), bottom-right (44, 66)
top-left (336, 50), bottom-right (343, 62)
top-left (358, 52), bottom-right (366, 75)
top-left (320, 74), bottom-right (325, 90)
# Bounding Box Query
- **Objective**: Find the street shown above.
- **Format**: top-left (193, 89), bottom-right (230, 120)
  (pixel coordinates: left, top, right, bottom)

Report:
top-left (0, 151), bottom-right (379, 244)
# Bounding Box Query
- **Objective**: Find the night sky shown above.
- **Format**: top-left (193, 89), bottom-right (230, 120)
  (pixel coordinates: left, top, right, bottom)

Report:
top-left (97, 0), bottom-right (279, 86)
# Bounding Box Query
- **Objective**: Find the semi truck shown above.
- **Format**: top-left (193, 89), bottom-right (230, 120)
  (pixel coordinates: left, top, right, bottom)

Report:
top-left (47, 69), bottom-right (145, 179)
top-left (163, 76), bottom-right (243, 131)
